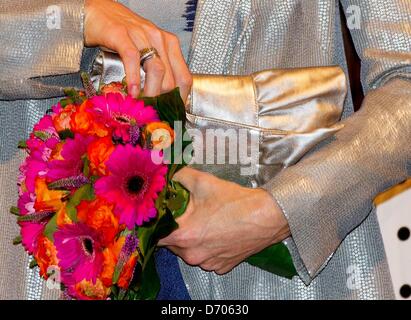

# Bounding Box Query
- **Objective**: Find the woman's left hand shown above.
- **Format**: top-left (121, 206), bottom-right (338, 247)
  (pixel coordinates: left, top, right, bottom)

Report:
top-left (158, 167), bottom-right (290, 274)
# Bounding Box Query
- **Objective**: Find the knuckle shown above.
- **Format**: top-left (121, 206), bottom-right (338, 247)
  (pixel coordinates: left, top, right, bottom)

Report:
top-left (167, 33), bottom-right (180, 46)
top-left (122, 47), bottom-right (139, 60)
top-left (162, 79), bottom-right (176, 92)
top-left (174, 228), bottom-right (197, 247)
top-left (112, 25), bottom-right (128, 37)
top-left (147, 60), bottom-right (166, 75)
top-left (184, 251), bottom-right (204, 266)
top-left (200, 262), bottom-right (215, 272)
top-left (180, 72), bottom-right (193, 87)
top-left (147, 27), bottom-right (163, 43)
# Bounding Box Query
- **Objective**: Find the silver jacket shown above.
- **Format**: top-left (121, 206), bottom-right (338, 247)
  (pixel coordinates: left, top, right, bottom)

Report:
top-left (1, 0), bottom-right (410, 299)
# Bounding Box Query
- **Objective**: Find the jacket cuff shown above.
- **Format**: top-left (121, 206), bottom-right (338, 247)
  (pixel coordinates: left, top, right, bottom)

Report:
top-left (266, 185), bottom-right (335, 284)
top-left (262, 78), bottom-right (411, 284)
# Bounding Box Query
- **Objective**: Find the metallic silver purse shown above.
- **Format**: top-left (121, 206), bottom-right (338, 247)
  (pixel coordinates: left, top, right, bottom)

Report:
top-left (186, 67), bottom-right (346, 187)
top-left (91, 51), bottom-right (347, 187)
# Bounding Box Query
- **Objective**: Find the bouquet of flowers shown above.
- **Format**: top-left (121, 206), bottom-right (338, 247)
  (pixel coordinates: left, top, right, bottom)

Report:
top-left (11, 74), bottom-right (190, 300)
top-left (11, 74), bottom-right (296, 300)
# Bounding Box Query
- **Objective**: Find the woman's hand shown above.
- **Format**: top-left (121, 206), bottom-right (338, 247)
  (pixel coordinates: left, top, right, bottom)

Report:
top-left (159, 167), bottom-right (290, 275)
top-left (84, 0), bottom-right (192, 101)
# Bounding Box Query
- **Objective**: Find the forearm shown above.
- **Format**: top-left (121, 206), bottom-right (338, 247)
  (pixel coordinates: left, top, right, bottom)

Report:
top-left (0, 0), bottom-right (86, 99)
top-left (263, 78), bottom-right (411, 283)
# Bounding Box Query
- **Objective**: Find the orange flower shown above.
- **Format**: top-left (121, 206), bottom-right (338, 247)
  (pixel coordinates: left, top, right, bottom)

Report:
top-left (56, 203), bottom-right (72, 227)
top-left (100, 236), bottom-right (124, 287)
top-left (144, 122), bottom-right (175, 150)
top-left (87, 137), bottom-right (115, 176)
top-left (100, 236), bottom-right (139, 289)
top-left (118, 255), bottom-right (138, 289)
top-left (100, 82), bottom-right (126, 96)
top-left (49, 141), bottom-right (65, 160)
top-left (101, 248), bottom-right (116, 287)
top-left (34, 178), bottom-right (68, 212)
top-left (77, 198), bottom-right (119, 246)
top-left (72, 278), bottom-right (110, 300)
top-left (52, 104), bottom-right (76, 131)
top-left (35, 235), bottom-right (59, 279)
top-left (70, 100), bottom-right (109, 137)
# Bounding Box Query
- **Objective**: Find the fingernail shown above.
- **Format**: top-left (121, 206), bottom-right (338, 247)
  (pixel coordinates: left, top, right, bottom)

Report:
top-left (130, 84), bottom-right (139, 98)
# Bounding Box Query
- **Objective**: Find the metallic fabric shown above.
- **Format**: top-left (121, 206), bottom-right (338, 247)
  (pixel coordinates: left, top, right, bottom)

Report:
top-left (90, 49), bottom-right (146, 90)
top-left (0, 0), bottom-right (410, 300)
top-left (0, 0), bottom-right (85, 100)
top-left (0, 0), bottom-right (91, 299)
top-left (186, 67), bottom-right (346, 185)
top-left (178, 0), bottom-right (411, 300)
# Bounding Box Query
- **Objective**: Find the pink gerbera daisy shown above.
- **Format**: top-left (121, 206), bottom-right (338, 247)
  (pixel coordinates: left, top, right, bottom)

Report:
top-left (89, 93), bottom-right (159, 143)
top-left (33, 114), bottom-right (58, 137)
top-left (18, 192), bottom-right (53, 255)
top-left (47, 134), bottom-right (94, 182)
top-left (19, 221), bottom-right (48, 255)
top-left (95, 144), bottom-right (167, 228)
top-left (19, 156), bottom-right (48, 194)
top-left (54, 223), bottom-right (104, 284)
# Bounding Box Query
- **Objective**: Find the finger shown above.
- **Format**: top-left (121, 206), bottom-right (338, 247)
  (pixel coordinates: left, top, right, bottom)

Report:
top-left (200, 259), bottom-right (219, 272)
top-left (172, 167), bottom-right (202, 192)
top-left (147, 28), bottom-right (176, 93)
top-left (128, 28), bottom-right (166, 97)
top-left (109, 28), bottom-right (141, 98)
top-left (164, 32), bottom-right (192, 103)
top-left (215, 261), bottom-right (240, 275)
top-left (142, 55), bottom-right (166, 97)
top-left (215, 266), bottom-right (234, 275)
top-left (158, 230), bottom-right (180, 246)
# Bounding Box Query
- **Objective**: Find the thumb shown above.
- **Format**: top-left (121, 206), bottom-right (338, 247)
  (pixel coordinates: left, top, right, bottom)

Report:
top-left (172, 167), bottom-right (201, 192)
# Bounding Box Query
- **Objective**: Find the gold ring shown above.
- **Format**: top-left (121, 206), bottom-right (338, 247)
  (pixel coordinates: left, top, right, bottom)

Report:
top-left (139, 47), bottom-right (159, 66)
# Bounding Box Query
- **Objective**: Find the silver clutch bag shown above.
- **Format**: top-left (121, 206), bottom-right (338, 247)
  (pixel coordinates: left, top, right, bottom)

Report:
top-left (91, 51), bottom-right (347, 187)
top-left (186, 67), bottom-right (347, 187)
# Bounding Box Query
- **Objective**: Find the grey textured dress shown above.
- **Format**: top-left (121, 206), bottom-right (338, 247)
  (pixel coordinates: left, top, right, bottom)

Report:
top-left (1, 0), bottom-right (411, 300)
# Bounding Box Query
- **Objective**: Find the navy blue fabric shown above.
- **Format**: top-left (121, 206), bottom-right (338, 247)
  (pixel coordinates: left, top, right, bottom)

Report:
top-left (183, 0), bottom-right (198, 32)
top-left (155, 248), bottom-right (191, 300)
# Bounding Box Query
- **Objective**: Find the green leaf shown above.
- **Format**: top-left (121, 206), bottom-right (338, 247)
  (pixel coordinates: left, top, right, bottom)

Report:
top-left (65, 184), bottom-right (95, 222)
top-left (13, 235), bottom-right (22, 245)
top-left (29, 259), bottom-right (38, 269)
top-left (60, 98), bottom-right (73, 108)
top-left (110, 285), bottom-right (119, 300)
top-left (34, 131), bottom-right (51, 141)
top-left (137, 190), bottom-right (165, 256)
top-left (43, 214), bottom-right (58, 241)
top-left (82, 156), bottom-right (90, 177)
top-left (142, 88), bottom-right (193, 169)
top-left (80, 72), bottom-right (97, 98)
top-left (117, 289), bottom-right (127, 301)
top-left (246, 243), bottom-right (297, 279)
top-left (18, 140), bottom-right (28, 149)
top-left (63, 87), bottom-right (85, 105)
top-left (166, 181), bottom-right (190, 219)
top-left (9, 206), bottom-right (20, 216)
top-left (58, 129), bottom-right (74, 140)
top-left (142, 88), bottom-right (186, 126)
top-left (138, 253), bottom-right (160, 300)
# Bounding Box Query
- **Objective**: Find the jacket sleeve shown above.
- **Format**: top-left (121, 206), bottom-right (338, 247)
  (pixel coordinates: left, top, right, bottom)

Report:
top-left (0, 0), bottom-right (86, 100)
top-left (262, 0), bottom-right (411, 284)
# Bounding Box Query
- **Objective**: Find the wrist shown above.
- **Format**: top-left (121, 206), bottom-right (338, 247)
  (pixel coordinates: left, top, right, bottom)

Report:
top-left (257, 188), bottom-right (290, 244)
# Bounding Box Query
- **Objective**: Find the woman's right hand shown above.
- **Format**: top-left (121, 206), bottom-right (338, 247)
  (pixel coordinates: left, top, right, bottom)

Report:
top-left (84, 0), bottom-right (192, 102)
